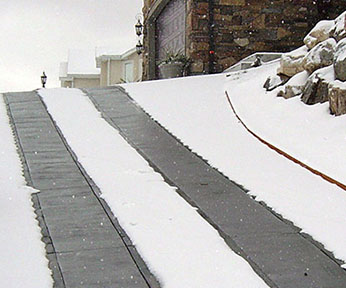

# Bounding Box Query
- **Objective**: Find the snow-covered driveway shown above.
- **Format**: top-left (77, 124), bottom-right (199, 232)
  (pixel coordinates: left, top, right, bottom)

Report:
top-left (2, 59), bottom-right (346, 287)
top-left (123, 62), bottom-right (346, 266)
top-left (39, 88), bottom-right (269, 288)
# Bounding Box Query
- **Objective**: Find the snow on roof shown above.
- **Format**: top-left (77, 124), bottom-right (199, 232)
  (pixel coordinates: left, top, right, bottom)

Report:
top-left (95, 47), bottom-right (123, 58)
top-left (122, 47), bottom-right (137, 58)
top-left (59, 62), bottom-right (68, 78)
top-left (67, 49), bottom-right (100, 75)
top-left (95, 46), bottom-right (138, 67)
top-left (95, 46), bottom-right (137, 59)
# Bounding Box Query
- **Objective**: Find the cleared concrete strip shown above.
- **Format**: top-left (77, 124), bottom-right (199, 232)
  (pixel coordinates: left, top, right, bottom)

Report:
top-left (85, 86), bottom-right (346, 288)
top-left (4, 91), bottom-right (159, 288)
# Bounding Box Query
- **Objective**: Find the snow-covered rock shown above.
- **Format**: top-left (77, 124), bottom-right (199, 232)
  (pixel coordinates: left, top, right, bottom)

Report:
top-left (328, 80), bottom-right (346, 115)
top-left (269, 11), bottom-right (346, 115)
top-left (303, 38), bottom-right (336, 74)
top-left (334, 38), bottom-right (346, 81)
top-left (263, 74), bottom-right (289, 91)
top-left (301, 65), bottom-right (335, 105)
top-left (277, 71), bottom-right (309, 99)
top-left (277, 45), bottom-right (308, 77)
top-left (303, 20), bottom-right (335, 49)
top-left (333, 11), bottom-right (346, 41)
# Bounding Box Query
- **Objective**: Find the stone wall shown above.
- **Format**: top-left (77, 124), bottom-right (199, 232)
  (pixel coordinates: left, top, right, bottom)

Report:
top-left (211, 0), bottom-right (345, 73)
top-left (142, 0), bottom-right (346, 80)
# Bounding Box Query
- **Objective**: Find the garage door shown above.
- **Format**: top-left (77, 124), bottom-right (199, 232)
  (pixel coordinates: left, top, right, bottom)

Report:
top-left (156, 0), bottom-right (186, 65)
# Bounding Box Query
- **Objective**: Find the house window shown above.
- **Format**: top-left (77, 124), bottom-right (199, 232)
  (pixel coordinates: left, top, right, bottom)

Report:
top-left (124, 61), bottom-right (134, 83)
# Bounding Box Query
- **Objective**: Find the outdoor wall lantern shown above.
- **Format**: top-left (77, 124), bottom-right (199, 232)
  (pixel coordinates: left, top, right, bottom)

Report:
top-left (135, 14), bottom-right (144, 55)
top-left (41, 71), bottom-right (47, 88)
top-left (136, 40), bottom-right (144, 55)
top-left (135, 19), bottom-right (143, 36)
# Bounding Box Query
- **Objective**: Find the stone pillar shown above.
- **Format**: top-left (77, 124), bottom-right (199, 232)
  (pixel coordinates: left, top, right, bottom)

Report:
top-left (186, 0), bottom-right (211, 74)
top-left (141, 0), bottom-right (155, 81)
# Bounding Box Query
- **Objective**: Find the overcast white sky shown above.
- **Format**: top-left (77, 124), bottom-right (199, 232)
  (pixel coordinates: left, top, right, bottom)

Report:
top-left (0, 0), bottom-right (142, 92)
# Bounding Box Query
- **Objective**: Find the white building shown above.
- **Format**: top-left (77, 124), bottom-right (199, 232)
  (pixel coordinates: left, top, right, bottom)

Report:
top-left (59, 49), bottom-right (100, 88)
top-left (95, 47), bottom-right (142, 86)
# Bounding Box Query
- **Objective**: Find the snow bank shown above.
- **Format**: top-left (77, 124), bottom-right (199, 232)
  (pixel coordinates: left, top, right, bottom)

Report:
top-left (233, 62), bottom-right (346, 187)
top-left (0, 95), bottom-right (52, 287)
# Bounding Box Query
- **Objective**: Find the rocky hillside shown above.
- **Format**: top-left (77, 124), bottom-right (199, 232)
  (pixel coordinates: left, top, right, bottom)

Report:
top-left (264, 11), bottom-right (346, 116)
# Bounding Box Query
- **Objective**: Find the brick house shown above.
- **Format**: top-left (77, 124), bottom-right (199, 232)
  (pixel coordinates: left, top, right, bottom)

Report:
top-left (142, 0), bottom-right (345, 80)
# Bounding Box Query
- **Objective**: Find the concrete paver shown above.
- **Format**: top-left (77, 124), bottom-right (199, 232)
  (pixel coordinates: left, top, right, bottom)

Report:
top-left (85, 86), bottom-right (346, 288)
top-left (3, 91), bottom-right (159, 288)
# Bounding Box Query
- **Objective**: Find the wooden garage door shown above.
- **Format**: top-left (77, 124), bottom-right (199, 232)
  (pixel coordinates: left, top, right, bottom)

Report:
top-left (156, 0), bottom-right (186, 64)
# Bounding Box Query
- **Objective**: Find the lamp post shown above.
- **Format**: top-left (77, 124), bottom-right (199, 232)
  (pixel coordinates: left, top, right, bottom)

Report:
top-left (41, 71), bottom-right (47, 88)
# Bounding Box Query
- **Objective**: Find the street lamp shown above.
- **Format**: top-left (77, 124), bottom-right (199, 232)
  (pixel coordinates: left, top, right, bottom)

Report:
top-left (41, 71), bottom-right (47, 88)
top-left (136, 40), bottom-right (143, 55)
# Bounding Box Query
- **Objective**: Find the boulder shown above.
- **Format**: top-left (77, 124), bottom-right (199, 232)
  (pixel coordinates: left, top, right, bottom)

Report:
top-left (301, 65), bottom-right (335, 105)
top-left (304, 19), bottom-right (335, 49)
top-left (334, 38), bottom-right (346, 81)
top-left (277, 71), bottom-right (309, 99)
top-left (263, 74), bottom-right (289, 91)
top-left (277, 45), bottom-right (308, 77)
top-left (333, 11), bottom-right (346, 42)
top-left (328, 81), bottom-right (346, 116)
top-left (302, 38), bottom-right (336, 74)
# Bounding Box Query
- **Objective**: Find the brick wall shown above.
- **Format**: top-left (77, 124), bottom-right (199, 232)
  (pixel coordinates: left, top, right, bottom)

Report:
top-left (142, 0), bottom-right (346, 79)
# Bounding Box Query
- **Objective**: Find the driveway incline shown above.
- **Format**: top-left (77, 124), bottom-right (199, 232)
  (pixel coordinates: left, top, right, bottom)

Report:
top-left (84, 86), bottom-right (346, 288)
top-left (3, 91), bottom-right (159, 288)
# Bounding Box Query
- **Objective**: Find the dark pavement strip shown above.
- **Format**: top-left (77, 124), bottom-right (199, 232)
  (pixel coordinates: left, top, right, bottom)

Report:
top-left (84, 86), bottom-right (346, 288)
top-left (3, 91), bottom-right (160, 288)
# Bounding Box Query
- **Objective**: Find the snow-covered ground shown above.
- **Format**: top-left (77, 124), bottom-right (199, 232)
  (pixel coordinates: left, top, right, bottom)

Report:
top-left (122, 61), bottom-right (346, 266)
top-left (229, 63), bottom-right (346, 186)
top-left (39, 88), bottom-right (269, 288)
top-left (2, 58), bottom-right (346, 287)
top-left (0, 95), bottom-right (52, 287)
